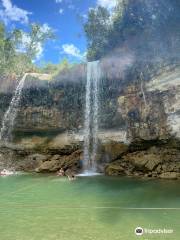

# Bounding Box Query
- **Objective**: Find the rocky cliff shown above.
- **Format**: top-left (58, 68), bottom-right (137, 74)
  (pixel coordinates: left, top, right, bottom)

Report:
top-left (105, 64), bottom-right (180, 179)
top-left (0, 64), bottom-right (180, 179)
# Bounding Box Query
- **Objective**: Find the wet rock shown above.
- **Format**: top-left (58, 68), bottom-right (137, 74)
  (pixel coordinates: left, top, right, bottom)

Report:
top-left (105, 145), bottom-right (180, 178)
top-left (27, 153), bottom-right (49, 162)
top-left (102, 141), bottom-right (128, 161)
top-left (35, 159), bottom-right (59, 172)
top-left (122, 151), bottom-right (162, 171)
top-left (161, 162), bottom-right (180, 172)
top-left (0, 135), bottom-right (82, 173)
top-left (65, 169), bottom-right (76, 177)
top-left (36, 150), bottom-right (82, 173)
top-left (159, 172), bottom-right (180, 180)
top-left (105, 160), bottom-right (126, 176)
top-left (17, 153), bottom-right (49, 171)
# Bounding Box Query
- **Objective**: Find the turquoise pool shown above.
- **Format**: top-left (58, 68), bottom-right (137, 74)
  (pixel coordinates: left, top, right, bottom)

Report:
top-left (0, 174), bottom-right (179, 240)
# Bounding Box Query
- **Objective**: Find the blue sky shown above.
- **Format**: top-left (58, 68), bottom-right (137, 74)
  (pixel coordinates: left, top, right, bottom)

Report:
top-left (0, 0), bottom-right (117, 64)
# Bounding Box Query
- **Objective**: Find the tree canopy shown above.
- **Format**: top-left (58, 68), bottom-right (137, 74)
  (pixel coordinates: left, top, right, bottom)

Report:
top-left (84, 0), bottom-right (180, 65)
top-left (84, 0), bottom-right (127, 61)
top-left (0, 22), bottom-right (54, 76)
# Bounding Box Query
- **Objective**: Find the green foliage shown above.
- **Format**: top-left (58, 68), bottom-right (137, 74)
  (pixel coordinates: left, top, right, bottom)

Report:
top-left (0, 23), bottom-right (16, 74)
top-left (40, 59), bottom-right (73, 76)
top-left (84, 1), bottom-right (128, 60)
top-left (40, 62), bottom-right (58, 74)
top-left (25, 23), bottom-right (54, 60)
top-left (0, 20), bottom-right (71, 78)
top-left (85, 0), bottom-right (180, 64)
top-left (84, 6), bottom-right (111, 60)
top-left (55, 59), bottom-right (71, 74)
top-left (0, 22), bottom-right (54, 77)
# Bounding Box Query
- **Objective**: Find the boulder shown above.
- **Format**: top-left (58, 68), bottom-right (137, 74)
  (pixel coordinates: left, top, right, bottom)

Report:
top-left (159, 172), bottom-right (180, 180)
top-left (122, 151), bottom-right (162, 171)
top-left (105, 145), bottom-right (180, 177)
top-left (36, 159), bottom-right (59, 172)
top-left (18, 153), bottom-right (49, 171)
top-left (105, 161), bottom-right (125, 176)
top-left (65, 169), bottom-right (76, 177)
top-left (36, 150), bottom-right (82, 173)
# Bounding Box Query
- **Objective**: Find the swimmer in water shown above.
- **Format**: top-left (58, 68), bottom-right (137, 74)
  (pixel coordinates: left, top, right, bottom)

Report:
top-left (57, 168), bottom-right (65, 176)
top-left (68, 175), bottom-right (76, 181)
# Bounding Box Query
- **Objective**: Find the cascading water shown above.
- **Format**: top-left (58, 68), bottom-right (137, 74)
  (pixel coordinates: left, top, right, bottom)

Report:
top-left (83, 61), bottom-right (101, 174)
top-left (0, 73), bottom-right (28, 142)
top-left (140, 72), bottom-right (147, 107)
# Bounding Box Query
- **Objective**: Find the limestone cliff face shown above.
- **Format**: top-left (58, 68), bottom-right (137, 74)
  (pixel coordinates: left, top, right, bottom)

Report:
top-left (0, 65), bottom-right (180, 179)
top-left (146, 66), bottom-right (180, 139)
top-left (0, 72), bottom-right (122, 135)
top-left (103, 64), bottom-right (180, 179)
top-left (118, 85), bottom-right (167, 141)
top-left (0, 74), bottom-right (85, 134)
top-left (15, 107), bottom-right (64, 131)
top-left (118, 65), bottom-right (180, 141)
top-left (0, 66), bottom-right (179, 143)
top-left (1, 66), bottom-right (180, 143)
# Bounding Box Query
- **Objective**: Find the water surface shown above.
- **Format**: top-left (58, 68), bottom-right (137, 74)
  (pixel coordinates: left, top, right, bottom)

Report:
top-left (0, 174), bottom-right (179, 240)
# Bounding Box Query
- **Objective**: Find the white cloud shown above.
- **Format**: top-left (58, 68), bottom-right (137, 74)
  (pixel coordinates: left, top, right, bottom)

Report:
top-left (97, 0), bottom-right (117, 10)
top-left (0, 0), bottom-right (31, 24)
top-left (40, 23), bottom-right (52, 34)
top-left (62, 44), bottom-right (85, 59)
top-left (17, 28), bottom-right (49, 61)
top-left (16, 32), bottom-right (30, 54)
top-left (35, 23), bottom-right (53, 60)
top-left (29, 24), bottom-right (52, 61)
top-left (34, 42), bottom-right (43, 61)
top-left (59, 8), bottom-right (64, 14)
top-left (15, 23), bottom-right (52, 62)
top-left (21, 33), bottom-right (31, 46)
top-left (82, 13), bottom-right (88, 20)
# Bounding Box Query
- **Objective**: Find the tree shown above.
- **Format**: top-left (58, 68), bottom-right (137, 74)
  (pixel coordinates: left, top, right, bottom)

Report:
top-left (24, 23), bottom-right (55, 60)
top-left (84, 6), bottom-right (111, 60)
top-left (41, 59), bottom-right (72, 75)
top-left (41, 62), bottom-right (58, 74)
top-left (0, 22), bottom-right (18, 75)
top-left (0, 22), bottom-right (55, 76)
top-left (84, 1), bottom-right (129, 60)
top-left (84, 0), bottom-right (180, 67)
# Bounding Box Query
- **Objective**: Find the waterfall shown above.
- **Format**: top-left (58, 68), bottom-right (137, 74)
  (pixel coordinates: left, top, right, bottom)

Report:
top-left (0, 73), bottom-right (28, 142)
top-left (83, 61), bottom-right (101, 173)
top-left (140, 72), bottom-right (147, 107)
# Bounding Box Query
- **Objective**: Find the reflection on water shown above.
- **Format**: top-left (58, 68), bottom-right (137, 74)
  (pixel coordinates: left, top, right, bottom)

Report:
top-left (0, 174), bottom-right (179, 240)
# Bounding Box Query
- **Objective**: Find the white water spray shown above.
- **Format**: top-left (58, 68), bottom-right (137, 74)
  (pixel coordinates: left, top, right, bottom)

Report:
top-left (0, 73), bottom-right (28, 142)
top-left (83, 61), bottom-right (101, 173)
